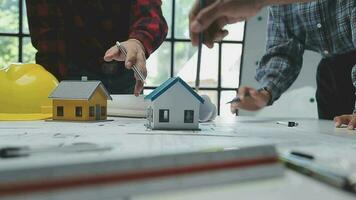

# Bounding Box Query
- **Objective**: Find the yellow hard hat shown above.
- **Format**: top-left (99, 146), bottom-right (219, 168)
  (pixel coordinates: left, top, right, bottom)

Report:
top-left (0, 63), bottom-right (58, 121)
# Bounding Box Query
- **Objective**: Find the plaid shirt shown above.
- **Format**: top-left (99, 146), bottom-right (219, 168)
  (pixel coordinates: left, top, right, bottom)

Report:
top-left (256, 0), bottom-right (356, 104)
top-left (26, 0), bottom-right (167, 79)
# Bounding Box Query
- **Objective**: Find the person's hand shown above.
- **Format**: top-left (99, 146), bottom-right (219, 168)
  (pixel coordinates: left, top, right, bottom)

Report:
top-left (104, 39), bottom-right (147, 96)
top-left (189, 0), bottom-right (264, 48)
top-left (230, 86), bottom-right (270, 114)
top-left (334, 114), bottom-right (356, 130)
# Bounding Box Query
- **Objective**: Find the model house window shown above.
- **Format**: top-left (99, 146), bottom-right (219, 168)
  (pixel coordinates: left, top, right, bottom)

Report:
top-left (101, 106), bottom-right (106, 116)
top-left (184, 110), bottom-right (194, 123)
top-left (75, 106), bottom-right (82, 117)
top-left (159, 109), bottom-right (169, 122)
top-left (89, 106), bottom-right (94, 117)
top-left (57, 106), bottom-right (64, 117)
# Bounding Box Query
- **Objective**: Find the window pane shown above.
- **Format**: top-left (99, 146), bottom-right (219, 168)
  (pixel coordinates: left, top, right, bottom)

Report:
top-left (75, 107), bottom-right (82, 117)
top-left (184, 110), bottom-right (194, 123)
top-left (159, 109), bottom-right (169, 122)
top-left (57, 106), bottom-right (64, 116)
top-left (174, 42), bottom-right (218, 88)
top-left (224, 22), bottom-right (245, 41)
top-left (220, 90), bottom-right (237, 117)
top-left (174, 0), bottom-right (193, 39)
top-left (0, 36), bottom-right (19, 68)
top-left (22, 0), bottom-right (29, 34)
top-left (221, 43), bottom-right (242, 88)
top-left (146, 42), bottom-right (171, 87)
top-left (198, 90), bottom-right (218, 110)
top-left (161, 0), bottom-right (172, 38)
top-left (174, 42), bottom-right (196, 86)
top-left (0, 0), bottom-right (19, 33)
top-left (22, 37), bottom-right (36, 63)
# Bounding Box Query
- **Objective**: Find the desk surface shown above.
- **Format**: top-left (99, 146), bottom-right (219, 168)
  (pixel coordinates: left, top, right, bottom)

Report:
top-left (0, 117), bottom-right (356, 200)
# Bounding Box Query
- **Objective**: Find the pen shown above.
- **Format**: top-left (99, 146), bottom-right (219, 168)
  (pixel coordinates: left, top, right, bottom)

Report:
top-left (195, 0), bottom-right (204, 92)
top-left (116, 41), bottom-right (146, 84)
top-left (276, 121), bottom-right (299, 127)
top-left (226, 88), bottom-right (265, 104)
top-left (280, 152), bottom-right (356, 194)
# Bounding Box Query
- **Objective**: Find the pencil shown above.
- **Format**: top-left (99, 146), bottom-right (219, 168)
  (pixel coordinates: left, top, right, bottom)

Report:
top-left (116, 41), bottom-right (146, 84)
top-left (195, 0), bottom-right (204, 92)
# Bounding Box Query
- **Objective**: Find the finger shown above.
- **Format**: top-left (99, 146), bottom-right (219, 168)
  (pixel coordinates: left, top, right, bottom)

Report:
top-left (334, 115), bottom-right (351, 127)
top-left (189, 0), bottom-right (200, 21)
top-left (348, 116), bottom-right (356, 130)
top-left (213, 29), bottom-right (229, 42)
top-left (191, 0), bottom-right (223, 33)
top-left (104, 46), bottom-right (124, 62)
top-left (125, 47), bottom-right (137, 69)
top-left (238, 87), bottom-right (253, 100)
top-left (135, 52), bottom-right (147, 79)
top-left (134, 80), bottom-right (144, 97)
top-left (250, 89), bottom-right (270, 108)
top-left (189, 1), bottom-right (201, 46)
top-left (203, 18), bottom-right (228, 47)
top-left (191, 32), bottom-right (200, 46)
top-left (204, 40), bottom-right (215, 49)
top-left (216, 16), bottom-right (229, 30)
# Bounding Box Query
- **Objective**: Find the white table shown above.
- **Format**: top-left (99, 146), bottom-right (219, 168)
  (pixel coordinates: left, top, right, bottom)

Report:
top-left (0, 116), bottom-right (355, 200)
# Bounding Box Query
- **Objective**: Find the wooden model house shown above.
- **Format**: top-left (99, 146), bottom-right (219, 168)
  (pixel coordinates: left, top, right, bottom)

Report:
top-left (49, 80), bottom-right (112, 121)
top-left (144, 77), bottom-right (204, 130)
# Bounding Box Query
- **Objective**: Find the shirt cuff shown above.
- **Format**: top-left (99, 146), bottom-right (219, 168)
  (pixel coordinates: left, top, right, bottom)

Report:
top-left (129, 31), bottom-right (154, 57)
top-left (259, 80), bottom-right (283, 106)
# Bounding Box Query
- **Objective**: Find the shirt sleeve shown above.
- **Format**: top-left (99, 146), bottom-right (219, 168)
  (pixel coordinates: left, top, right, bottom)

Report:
top-left (255, 6), bottom-right (305, 104)
top-left (129, 0), bottom-right (168, 57)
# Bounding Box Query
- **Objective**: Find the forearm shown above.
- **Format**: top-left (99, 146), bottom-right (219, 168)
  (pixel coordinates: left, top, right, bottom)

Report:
top-left (129, 0), bottom-right (168, 57)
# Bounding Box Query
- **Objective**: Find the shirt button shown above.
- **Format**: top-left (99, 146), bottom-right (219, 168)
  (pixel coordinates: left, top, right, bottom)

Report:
top-left (317, 23), bottom-right (322, 28)
top-left (324, 50), bottom-right (329, 55)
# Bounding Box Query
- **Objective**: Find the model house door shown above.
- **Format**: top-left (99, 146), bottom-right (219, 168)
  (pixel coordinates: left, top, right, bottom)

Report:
top-left (95, 104), bottom-right (101, 120)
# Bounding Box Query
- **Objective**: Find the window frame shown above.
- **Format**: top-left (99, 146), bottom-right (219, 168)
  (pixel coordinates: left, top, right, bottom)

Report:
top-left (75, 106), bottom-right (82, 117)
top-left (57, 106), bottom-right (64, 117)
top-left (184, 110), bottom-right (194, 123)
top-left (159, 109), bottom-right (170, 123)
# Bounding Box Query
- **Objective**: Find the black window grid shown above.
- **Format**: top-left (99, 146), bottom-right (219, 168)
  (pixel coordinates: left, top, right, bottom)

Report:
top-left (0, 0), bottom-right (246, 115)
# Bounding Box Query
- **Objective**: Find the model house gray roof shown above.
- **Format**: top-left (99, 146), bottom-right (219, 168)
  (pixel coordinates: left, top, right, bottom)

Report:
top-left (49, 81), bottom-right (112, 100)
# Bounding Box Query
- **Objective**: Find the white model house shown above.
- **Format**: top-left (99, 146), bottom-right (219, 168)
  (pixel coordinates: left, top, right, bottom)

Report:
top-left (145, 77), bottom-right (205, 130)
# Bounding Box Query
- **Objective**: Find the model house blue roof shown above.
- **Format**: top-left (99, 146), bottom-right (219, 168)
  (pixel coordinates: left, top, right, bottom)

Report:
top-left (145, 77), bottom-right (204, 103)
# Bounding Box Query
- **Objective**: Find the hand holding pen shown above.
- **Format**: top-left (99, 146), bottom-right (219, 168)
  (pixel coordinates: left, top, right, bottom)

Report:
top-left (104, 39), bottom-right (147, 96)
top-left (228, 86), bottom-right (271, 114)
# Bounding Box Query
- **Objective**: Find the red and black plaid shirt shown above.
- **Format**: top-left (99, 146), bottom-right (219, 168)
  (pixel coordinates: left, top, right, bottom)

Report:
top-left (26, 0), bottom-right (168, 79)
